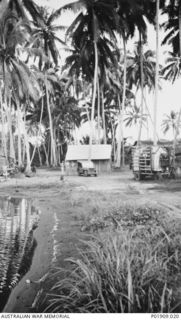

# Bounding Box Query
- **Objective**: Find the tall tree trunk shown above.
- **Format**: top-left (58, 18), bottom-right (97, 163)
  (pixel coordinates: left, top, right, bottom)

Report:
top-left (47, 136), bottom-right (50, 162)
top-left (43, 143), bottom-right (49, 166)
top-left (143, 90), bottom-right (149, 139)
top-left (179, 2), bottom-right (181, 55)
top-left (38, 147), bottom-right (42, 166)
top-left (138, 32), bottom-right (144, 145)
top-left (101, 89), bottom-right (107, 144)
top-left (45, 77), bottom-right (57, 166)
top-left (121, 38), bottom-right (127, 166)
top-left (85, 103), bottom-right (91, 124)
top-left (153, 0), bottom-right (160, 146)
top-left (30, 97), bottom-right (44, 166)
top-left (30, 145), bottom-right (37, 164)
top-left (111, 119), bottom-right (116, 163)
top-left (143, 93), bottom-right (159, 141)
top-left (173, 3), bottom-right (181, 163)
top-left (23, 115), bottom-right (31, 173)
top-left (53, 126), bottom-right (58, 161)
top-left (83, 79), bottom-right (90, 126)
top-left (7, 96), bottom-right (15, 160)
top-left (0, 87), bottom-right (7, 158)
top-left (116, 95), bottom-right (122, 167)
top-left (2, 64), bottom-right (8, 159)
top-left (17, 102), bottom-right (22, 167)
top-left (89, 40), bottom-right (98, 159)
top-left (97, 77), bottom-right (101, 143)
top-left (22, 136), bottom-right (26, 164)
top-left (116, 36), bottom-right (127, 167)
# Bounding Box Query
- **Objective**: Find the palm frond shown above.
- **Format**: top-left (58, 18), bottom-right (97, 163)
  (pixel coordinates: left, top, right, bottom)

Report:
top-left (59, 1), bottom-right (84, 14)
top-left (66, 12), bottom-right (84, 39)
top-left (22, 0), bottom-right (42, 22)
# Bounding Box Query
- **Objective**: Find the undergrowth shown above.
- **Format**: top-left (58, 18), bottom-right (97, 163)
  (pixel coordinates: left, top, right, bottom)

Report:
top-left (36, 205), bottom-right (181, 313)
top-left (80, 205), bottom-right (170, 232)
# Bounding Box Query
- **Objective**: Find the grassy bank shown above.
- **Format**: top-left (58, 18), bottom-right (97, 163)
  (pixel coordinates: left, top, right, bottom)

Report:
top-left (35, 205), bottom-right (181, 313)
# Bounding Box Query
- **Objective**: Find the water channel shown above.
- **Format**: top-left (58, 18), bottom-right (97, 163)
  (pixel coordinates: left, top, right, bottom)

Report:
top-left (0, 197), bottom-right (40, 312)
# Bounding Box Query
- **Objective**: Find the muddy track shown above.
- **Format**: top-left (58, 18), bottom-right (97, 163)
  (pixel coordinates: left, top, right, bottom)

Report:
top-left (1, 168), bottom-right (181, 312)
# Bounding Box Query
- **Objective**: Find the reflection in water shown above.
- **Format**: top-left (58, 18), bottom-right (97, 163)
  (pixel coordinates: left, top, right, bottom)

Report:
top-left (0, 198), bottom-right (40, 311)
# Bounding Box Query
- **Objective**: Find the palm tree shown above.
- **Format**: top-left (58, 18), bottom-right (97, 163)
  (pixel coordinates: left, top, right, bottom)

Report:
top-left (63, 0), bottom-right (156, 166)
top-left (62, 0), bottom-right (119, 159)
top-left (162, 110), bottom-right (181, 160)
top-left (64, 39), bottom-right (119, 141)
top-left (153, 0), bottom-right (160, 146)
top-left (114, 0), bottom-right (156, 167)
top-left (0, 12), bottom-right (40, 170)
top-left (127, 46), bottom-right (157, 142)
top-left (162, 0), bottom-right (181, 56)
top-left (127, 48), bottom-right (156, 92)
top-left (162, 110), bottom-right (179, 137)
top-left (32, 66), bottom-right (60, 166)
top-left (124, 103), bottom-right (147, 128)
top-left (0, 0), bottom-right (42, 27)
top-left (162, 51), bottom-right (181, 81)
top-left (26, 5), bottom-right (73, 166)
top-left (8, 0), bottom-right (42, 22)
top-left (53, 92), bottom-right (81, 162)
top-left (162, 0), bottom-right (181, 147)
top-left (31, 5), bottom-right (66, 68)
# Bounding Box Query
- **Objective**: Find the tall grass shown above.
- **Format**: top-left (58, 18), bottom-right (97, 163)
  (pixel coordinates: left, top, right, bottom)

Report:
top-left (44, 225), bottom-right (181, 313)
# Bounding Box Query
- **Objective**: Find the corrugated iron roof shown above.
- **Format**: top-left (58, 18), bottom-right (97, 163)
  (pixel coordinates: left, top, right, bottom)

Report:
top-left (66, 144), bottom-right (112, 161)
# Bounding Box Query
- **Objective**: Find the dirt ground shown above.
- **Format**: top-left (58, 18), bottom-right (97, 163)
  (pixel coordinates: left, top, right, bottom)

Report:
top-left (2, 167), bottom-right (181, 313)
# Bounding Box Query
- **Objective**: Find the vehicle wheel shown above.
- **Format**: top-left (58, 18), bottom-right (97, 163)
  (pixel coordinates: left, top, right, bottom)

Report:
top-left (134, 172), bottom-right (140, 181)
top-left (157, 172), bottom-right (163, 180)
top-left (84, 170), bottom-right (88, 177)
top-left (140, 174), bottom-right (145, 180)
top-left (170, 168), bottom-right (176, 179)
top-left (153, 172), bottom-right (162, 180)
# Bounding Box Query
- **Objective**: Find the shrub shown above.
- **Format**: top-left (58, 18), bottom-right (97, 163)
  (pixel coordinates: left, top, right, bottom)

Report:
top-left (80, 205), bottom-right (170, 232)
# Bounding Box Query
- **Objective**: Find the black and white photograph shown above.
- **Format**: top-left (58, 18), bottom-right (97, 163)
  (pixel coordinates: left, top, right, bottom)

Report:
top-left (0, 0), bottom-right (181, 317)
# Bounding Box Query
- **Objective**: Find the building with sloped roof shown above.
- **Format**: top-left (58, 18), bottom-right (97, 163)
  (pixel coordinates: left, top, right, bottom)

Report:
top-left (65, 144), bottom-right (112, 174)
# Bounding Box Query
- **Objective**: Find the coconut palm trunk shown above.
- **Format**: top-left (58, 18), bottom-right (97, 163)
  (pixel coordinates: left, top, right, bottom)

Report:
top-left (7, 96), bottom-right (15, 160)
top-left (43, 143), bottom-right (49, 166)
top-left (30, 97), bottom-right (44, 166)
top-left (116, 36), bottom-right (127, 167)
top-left (143, 92), bottom-right (159, 141)
top-left (138, 32), bottom-right (144, 145)
top-left (30, 145), bottom-right (37, 165)
top-left (116, 96), bottom-right (122, 167)
top-left (45, 77), bottom-right (57, 166)
top-left (173, 2), bottom-right (181, 162)
top-left (110, 119), bottom-right (116, 163)
top-left (89, 40), bottom-right (98, 160)
top-left (0, 87), bottom-right (7, 158)
top-left (153, 0), bottom-right (160, 146)
top-left (121, 38), bottom-right (127, 166)
top-left (22, 115), bottom-right (31, 173)
top-left (97, 77), bottom-right (101, 143)
top-left (101, 89), bottom-right (107, 144)
top-left (38, 147), bottom-right (42, 166)
top-left (17, 101), bottom-right (22, 167)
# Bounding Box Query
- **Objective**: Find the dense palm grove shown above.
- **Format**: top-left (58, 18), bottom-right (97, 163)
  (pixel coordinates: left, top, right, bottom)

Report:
top-left (0, 0), bottom-right (181, 171)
